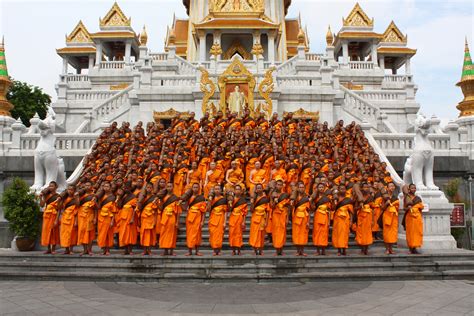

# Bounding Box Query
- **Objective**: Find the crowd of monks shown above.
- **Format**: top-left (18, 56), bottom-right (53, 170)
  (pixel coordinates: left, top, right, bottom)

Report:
top-left (39, 109), bottom-right (425, 257)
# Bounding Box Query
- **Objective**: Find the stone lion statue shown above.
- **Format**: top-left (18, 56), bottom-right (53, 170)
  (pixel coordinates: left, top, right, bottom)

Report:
top-left (31, 106), bottom-right (66, 192)
top-left (402, 113), bottom-right (438, 190)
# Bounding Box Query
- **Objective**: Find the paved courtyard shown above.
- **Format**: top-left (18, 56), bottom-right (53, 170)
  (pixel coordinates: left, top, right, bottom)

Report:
top-left (0, 279), bottom-right (473, 315)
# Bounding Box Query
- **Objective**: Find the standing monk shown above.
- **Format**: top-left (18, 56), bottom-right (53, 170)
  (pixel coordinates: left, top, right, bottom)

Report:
top-left (353, 183), bottom-right (374, 255)
top-left (249, 184), bottom-right (270, 256)
top-left (40, 181), bottom-right (60, 254)
top-left (159, 183), bottom-right (181, 256)
top-left (184, 183), bottom-right (207, 256)
top-left (59, 184), bottom-right (79, 255)
top-left (312, 183), bottom-right (332, 256)
top-left (382, 182), bottom-right (398, 254)
top-left (139, 183), bottom-right (158, 256)
top-left (208, 185), bottom-right (228, 256)
top-left (292, 182), bottom-right (310, 256)
top-left (97, 182), bottom-right (116, 256)
top-left (332, 185), bottom-right (353, 256)
top-left (118, 183), bottom-right (138, 255)
top-left (228, 185), bottom-right (248, 256)
top-left (402, 184), bottom-right (423, 254)
top-left (77, 181), bottom-right (97, 256)
top-left (270, 179), bottom-right (290, 256)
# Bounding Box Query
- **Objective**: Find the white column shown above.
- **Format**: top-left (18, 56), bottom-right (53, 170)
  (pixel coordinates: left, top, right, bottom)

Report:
top-left (268, 34), bottom-right (275, 65)
top-left (125, 40), bottom-right (131, 64)
top-left (379, 56), bottom-right (385, 69)
top-left (199, 34), bottom-right (206, 63)
top-left (371, 41), bottom-right (378, 65)
top-left (62, 57), bottom-right (69, 74)
top-left (405, 57), bottom-right (411, 75)
top-left (342, 41), bottom-right (349, 64)
top-left (88, 55), bottom-right (94, 70)
top-left (95, 43), bottom-right (102, 66)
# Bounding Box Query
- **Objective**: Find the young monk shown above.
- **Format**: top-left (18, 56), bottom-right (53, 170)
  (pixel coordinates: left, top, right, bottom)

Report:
top-left (204, 162), bottom-right (222, 198)
top-left (208, 185), bottom-right (228, 256)
top-left (117, 183), bottom-right (138, 255)
top-left (312, 182), bottom-right (332, 256)
top-left (184, 183), bottom-right (207, 256)
top-left (40, 181), bottom-right (60, 255)
top-left (76, 181), bottom-right (97, 256)
top-left (228, 184), bottom-right (248, 256)
top-left (402, 184), bottom-right (423, 254)
top-left (270, 179), bottom-right (290, 256)
top-left (292, 181), bottom-right (310, 256)
top-left (353, 183), bottom-right (374, 255)
top-left (159, 183), bottom-right (181, 256)
top-left (249, 184), bottom-right (270, 256)
top-left (224, 160), bottom-right (244, 193)
top-left (382, 182), bottom-right (399, 254)
top-left (249, 161), bottom-right (267, 196)
top-left (96, 182), bottom-right (116, 256)
top-left (59, 184), bottom-right (79, 255)
top-left (332, 184), bottom-right (353, 256)
top-left (138, 183), bottom-right (158, 256)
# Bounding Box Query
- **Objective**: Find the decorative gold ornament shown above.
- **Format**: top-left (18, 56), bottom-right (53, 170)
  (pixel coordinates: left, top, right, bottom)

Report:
top-left (110, 83), bottom-right (130, 90)
top-left (457, 39), bottom-right (474, 117)
top-left (210, 0), bottom-right (264, 13)
top-left (139, 25), bottom-right (148, 45)
top-left (209, 42), bottom-right (223, 57)
top-left (199, 67), bottom-right (216, 116)
top-left (343, 3), bottom-right (373, 27)
top-left (326, 25), bottom-right (334, 46)
top-left (251, 42), bottom-right (264, 56)
top-left (382, 21), bottom-right (407, 44)
top-left (258, 67), bottom-right (275, 119)
top-left (153, 108), bottom-right (192, 122)
top-left (100, 2), bottom-right (131, 27)
top-left (283, 108), bottom-right (320, 121)
top-left (168, 28), bottom-right (176, 46)
top-left (0, 38), bottom-right (13, 117)
top-left (66, 21), bottom-right (93, 44)
top-left (223, 40), bottom-right (252, 60)
top-left (297, 28), bottom-right (306, 46)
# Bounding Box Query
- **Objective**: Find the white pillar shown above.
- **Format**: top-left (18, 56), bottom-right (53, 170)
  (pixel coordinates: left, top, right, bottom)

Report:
top-left (371, 42), bottom-right (378, 65)
top-left (342, 41), bottom-right (349, 64)
top-left (268, 34), bottom-right (275, 65)
top-left (125, 41), bottom-right (131, 64)
top-left (88, 55), bottom-right (94, 70)
top-left (379, 56), bottom-right (385, 69)
top-left (95, 43), bottom-right (102, 66)
top-left (62, 57), bottom-right (68, 74)
top-left (199, 34), bottom-right (206, 63)
top-left (405, 57), bottom-right (411, 75)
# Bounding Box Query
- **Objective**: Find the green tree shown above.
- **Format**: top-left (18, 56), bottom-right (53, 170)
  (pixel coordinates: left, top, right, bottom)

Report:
top-left (6, 78), bottom-right (51, 126)
top-left (2, 178), bottom-right (41, 239)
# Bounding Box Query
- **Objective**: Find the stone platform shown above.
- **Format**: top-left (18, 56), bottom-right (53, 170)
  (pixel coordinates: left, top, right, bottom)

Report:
top-left (1, 248), bottom-right (473, 283)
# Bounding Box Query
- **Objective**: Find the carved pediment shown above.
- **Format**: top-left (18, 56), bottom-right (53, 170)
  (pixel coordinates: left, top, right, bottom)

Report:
top-left (66, 21), bottom-right (93, 44)
top-left (210, 0), bottom-right (264, 13)
top-left (100, 2), bottom-right (131, 27)
top-left (382, 21), bottom-right (407, 44)
top-left (283, 108), bottom-right (320, 121)
top-left (153, 108), bottom-right (192, 121)
top-left (343, 3), bottom-right (373, 27)
top-left (223, 40), bottom-right (252, 60)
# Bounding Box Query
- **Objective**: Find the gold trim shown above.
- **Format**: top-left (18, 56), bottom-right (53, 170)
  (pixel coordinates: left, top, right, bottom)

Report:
top-left (100, 2), bottom-right (131, 27)
top-left (199, 67), bottom-right (216, 116)
top-left (90, 31), bottom-right (137, 39)
top-left (343, 3), bottom-right (374, 27)
top-left (251, 42), bottom-right (264, 56)
top-left (110, 83), bottom-right (130, 90)
top-left (223, 40), bottom-right (252, 60)
top-left (257, 67), bottom-right (275, 119)
top-left (209, 42), bottom-right (223, 57)
top-left (377, 47), bottom-right (417, 55)
top-left (382, 21), bottom-right (407, 44)
top-left (56, 47), bottom-right (96, 54)
top-left (153, 108), bottom-right (192, 121)
top-left (283, 108), bottom-right (319, 121)
top-left (66, 21), bottom-right (93, 44)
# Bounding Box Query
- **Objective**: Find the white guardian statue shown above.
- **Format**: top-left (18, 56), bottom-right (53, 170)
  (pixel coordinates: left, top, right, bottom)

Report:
top-left (403, 113), bottom-right (439, 190)
top-left (31, 106), bottom-right (66, 192)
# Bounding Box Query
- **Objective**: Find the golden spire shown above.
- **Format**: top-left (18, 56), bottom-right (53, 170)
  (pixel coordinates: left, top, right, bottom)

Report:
top-left (139, 25), bottom-right (148, 45)
top-left (0, 37), bottom-right (13, 117)
top-left (456, 38), bottom-right (474, 117)
top-left (297, 28), bottom-right (305, 46)
top-left (326, 25), bottom-right (334, 46)
top-left (168, 28), bottom-right (176, 46)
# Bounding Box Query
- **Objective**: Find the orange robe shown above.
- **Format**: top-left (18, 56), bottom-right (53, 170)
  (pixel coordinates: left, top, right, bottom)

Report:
top-left (272, 168), bottom-right (288, 183)
top-left (262, 155), bottom-right (274, 183)
top-left (300, 165), bottom-right (312, 194)
top-left (204, 169), bottom-right (222, 198)
top-left (198, 157), bottom-right (211, 181)
top-left (140, 196), bottom-right (158, 247)
top-left (249, 195), bottom-right (270, 248)
top-left (186, 195), bottom-right (207, 249)
top-left (313, 195), bottom-right (331, 247)
top-left (292, 196), bottom-right (310, 246)
top-left (405, 196), bottom-right (424, 248)
top-left (271, 193), bottom-right (290, 249)
top-left (173, 166), bottom-right (189, 196)
top-left (97, 195), bottom-right (116, 248)
top-left (228, 197), bottom-right (248, 248)
top-left (60, 197), bottom-right (78, 248)
top-left (159, 194), bottom-right (180, 249)
top-left (77, 194), bottom-right (96, 246)
top-left (41, 194), bottom-right (60, 247)
top-left (332, 198), bottom-right (353, 249)
top-left (225, 168), bottom-right (244, 192)
top-left (119, 194), bottom-right (138, 247)
top-left (185, 169), bottom-right (202, 191)
top-left (245, 158), bottom-right (258, 188)
top-left (249, 169), bottom-right (267, 193)
top-left (372, 194), bottom-right (383, 232)
top-left (208, 196), bottom-right (228, 249)
top-left (355, 200), bottom-right (374, 246)
top-left (383, 196), bottom-right (399, 244)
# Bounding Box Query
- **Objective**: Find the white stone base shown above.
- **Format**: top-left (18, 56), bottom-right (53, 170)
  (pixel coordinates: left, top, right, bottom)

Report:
top-left (398, 233), bottom-right (457, 250)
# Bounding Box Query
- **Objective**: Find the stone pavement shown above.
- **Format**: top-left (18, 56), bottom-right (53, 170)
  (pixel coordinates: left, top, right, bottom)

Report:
top-left (0, 279), bottom-right (473, 315)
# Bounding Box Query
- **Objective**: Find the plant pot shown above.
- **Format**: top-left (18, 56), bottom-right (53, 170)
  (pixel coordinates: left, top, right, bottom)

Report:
top-left (15, 237), bottom-right (36, 251)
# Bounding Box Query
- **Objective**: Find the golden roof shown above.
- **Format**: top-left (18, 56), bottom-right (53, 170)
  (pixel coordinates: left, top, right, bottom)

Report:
top-left (66, 21), bottom-right (93, 44)
top-left (382, 21), bottom-right (407, 44)
top-left (56, 47), bottom-right (96, 54)
top-left (100, 2), bottom-right (131, 28)
top-left (337, 31), bottom-right (383, 39)
top-left (194, 17), bottom-right (279, 30)
top-left (286, 19), bottom-right (309, 57)
top-left (343, 3), bottom-right (373, 27)
top-left (377, 47), bottom-right (416, 55)
top-left (90, 31), bottom-right (137, 39)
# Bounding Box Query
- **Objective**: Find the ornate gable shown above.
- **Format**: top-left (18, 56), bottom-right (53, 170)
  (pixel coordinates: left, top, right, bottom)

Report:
top-left (66, 21), bottom-right (93, 44)
top-left (343, 3), bottom-right (373, 27)
top-left (382, 21), bottom-right (407, 44)
top-left (100, 2), bottom-right (131, 27)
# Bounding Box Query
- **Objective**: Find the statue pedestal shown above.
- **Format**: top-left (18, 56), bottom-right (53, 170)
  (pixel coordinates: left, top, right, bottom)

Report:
top-left (398, 190), bottom-right (457, 250)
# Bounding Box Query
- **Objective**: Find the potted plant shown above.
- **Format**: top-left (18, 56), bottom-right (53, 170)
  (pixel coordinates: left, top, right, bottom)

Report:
top-left (2, 178), bottom-right (41, 251)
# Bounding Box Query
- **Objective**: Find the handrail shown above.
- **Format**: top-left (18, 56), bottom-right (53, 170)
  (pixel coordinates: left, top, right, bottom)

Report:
top-left (91, 85), bottom-right (133, 121)
top-left (340, 85), bottom-right (379, 126)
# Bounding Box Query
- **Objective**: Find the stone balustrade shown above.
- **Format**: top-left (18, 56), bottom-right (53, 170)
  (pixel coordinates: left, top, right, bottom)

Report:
top-left (150, 53), bottom-right (168, 61)
top-left (382, 75), bottom-right (413, 89)
top-left (356, 90), bottom-right (407, 101)
top-left (305, 53), bottom-right (323, 61)
top-left (66, 74), bottom-right (90, 82)
top-left (275, 55), bottom-right (298, 75)
top-left (175, 56), bottom-right (197, 75)
top-left (16, 133), bottom-right (96, 155)
top-left (349, 61), bottom-right (375, 70)
top-left (153, 76), bottom-right (197, 87)
top-left (92, 86), bottom-right (132, 123)
top-left (69, 90), bottom-right (117, 102)
top-left (99, 61), bottom-right (125, 69)
top-left (277, 77), bottom-right (318, 87)
top-left (341, 86), bottom-right (379, 127)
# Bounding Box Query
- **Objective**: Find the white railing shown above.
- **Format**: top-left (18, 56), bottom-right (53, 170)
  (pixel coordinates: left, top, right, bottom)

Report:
top-left (275, 55), bottom-right (298, 75)
top-left (277, 77), bottom-right (318, 87)
top-left (19, 133), bottom-right (97, 152)
top-left (356, 91), bottom-right (406, 101)
top-left (372, 133), bottom-right (453, 153)
top-left (92, 85), bottom-right (132, 122)
top-left (66, 74), bottom-right (89, 82)
top-left (349, 61), bottom-right (375, 70)
top-left (175, 55), bottom-right (197, 75)
top-left (383, 75), bottom-right (412, 83)
top-left (150, 53), bottom-right (168, 61)
top-left (306, 53), bottom-right (323, 61)
top-left (341, 85), bottom-right (379, 126)
top-left (154, 76), bottom-right (196, 86)
top-left (69, 91), bottom-right (117, 102)
top-left (99, 61), bottom-right (125, 69)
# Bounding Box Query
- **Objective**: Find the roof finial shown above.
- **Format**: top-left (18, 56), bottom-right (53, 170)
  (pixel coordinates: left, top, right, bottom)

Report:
top-left (140, 25), bottom-right (148, 46)
top-left (326, 25), bottom-right (334, 46)
top-left (0, 37), bottom-right (13, 117)
top-left (456, 38), bottom-right (474, 117)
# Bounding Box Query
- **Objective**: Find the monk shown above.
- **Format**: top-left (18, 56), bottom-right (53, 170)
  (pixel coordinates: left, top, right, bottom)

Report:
top-left (59, 184), bottom-right (79, 255)
top-left (76, 181), bottom-right (96, 256)
top-left (270, 160), bottom-right (287, 183)
top-left (249, 161), bottom-right (267, 196)
top-left (270, 179), bottom-right (290, 256)
top-left (224, 160), bottom-right (244, 193)
top-left (332, 185), bottom-right (353, 256)
top-left (312, 183), bottom-right (332, 256)
top-left (204, 162), bottom-right (222, 198)
top-left (184, 183), bottom-right (207, 256)
top-left (249, 184), bottom-right (270, 256)
top-left (186, 161), bottom-right (202, 191)
top-left (159, 183), bottom-right (181, 256)
top-left (228, 184), bottom-right (248, 256)
top-left (382, 182), bottom-right (398, 254)
top-left (372, 186), bottom-right (384, 240)
top-left (40, 181), bottom-right (60, 254)
top-left (138, 183), bottom-right (158, 255)
top-left (354, 183), bottom-right (374, 255)
top-left (96, 182), bottom-right (116, 256)
top-left (118, 183), bottom-right (138, 255)
top-left (173, 161), bottom-right (189, 196)
top-left (208, 185), bottom-right (228, 256)
top-left (292, 182), bottom-right (310, 256)
top-left (403, 184), bottom-right (423, 254)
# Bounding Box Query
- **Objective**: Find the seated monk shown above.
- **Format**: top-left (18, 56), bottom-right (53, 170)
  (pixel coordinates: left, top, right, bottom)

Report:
top-left (204, 161), bottom-right (222, 198)
top-left (249, 161), bottom-right (267, 196)
top-left (224, 160), bottom-right (244, 193)
top-left (39, 181), bottom-right (60, 255)
top-left (185, 161), bottom-right (202, 192)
